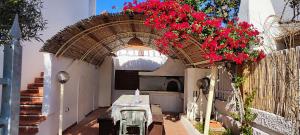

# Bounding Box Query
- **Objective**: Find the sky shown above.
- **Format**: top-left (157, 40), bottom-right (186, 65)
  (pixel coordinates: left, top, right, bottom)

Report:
top-left (96, 0), bottom-right (140, 14)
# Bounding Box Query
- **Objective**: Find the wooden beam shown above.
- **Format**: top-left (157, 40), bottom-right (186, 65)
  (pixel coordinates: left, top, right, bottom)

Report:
top-left (80, 42), bottom-right (108, 61)
top-left (186, 60), bottom-right (210, 66)
top-left (56, 23), bottom-right (199, 66)
top-left (175, 47), bottom-right (194, 64)
top-left (102, 16), bottom-right (127, 46)
top-left (55, 20), bottom-right (144, 57)
top-left (91, 42), bottom-right (126, 65)
top-left (82, 32), bottom-right (148, 62)
top-left (84, 32), bottom-right (190, 65)
top-left (87, 33), bottom-right (112, 52)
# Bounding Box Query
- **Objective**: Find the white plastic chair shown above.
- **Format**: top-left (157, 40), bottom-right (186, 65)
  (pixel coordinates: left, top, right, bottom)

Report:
top-left (119, 109), bottom-right (147, 135)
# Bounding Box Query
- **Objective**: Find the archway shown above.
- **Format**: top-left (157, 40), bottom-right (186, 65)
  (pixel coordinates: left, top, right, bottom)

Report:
top-left (41, 13), bottom-right (208, 67)
top-left (40, 13), bottom-right (211, 132)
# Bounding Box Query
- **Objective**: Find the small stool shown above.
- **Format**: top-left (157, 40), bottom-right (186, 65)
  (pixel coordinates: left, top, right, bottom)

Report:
top-left (98, 117), bottom-right (114, 135)
top-left (149, 104), bottom-right (165, 135)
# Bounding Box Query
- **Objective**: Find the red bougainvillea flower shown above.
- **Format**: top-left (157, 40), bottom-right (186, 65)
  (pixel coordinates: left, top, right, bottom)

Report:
top-left (123, 0), bottom-right (265, 64)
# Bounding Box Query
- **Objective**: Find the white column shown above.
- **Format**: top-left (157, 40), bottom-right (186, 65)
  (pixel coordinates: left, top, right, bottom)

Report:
top-left (204, 65), bottom-right (217, 135)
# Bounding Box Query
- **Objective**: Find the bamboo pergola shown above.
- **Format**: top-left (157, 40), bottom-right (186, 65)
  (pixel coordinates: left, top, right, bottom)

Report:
top-left (41, 13), bottom-right (209, 67)
top-left (41, 13), bottom-right (225, 134)
top-left (275, 22), bottom-right (300, 48)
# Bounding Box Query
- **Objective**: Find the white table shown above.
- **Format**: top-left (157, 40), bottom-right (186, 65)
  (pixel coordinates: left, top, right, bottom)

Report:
top-left (111, 95), bottom-right (153, 127)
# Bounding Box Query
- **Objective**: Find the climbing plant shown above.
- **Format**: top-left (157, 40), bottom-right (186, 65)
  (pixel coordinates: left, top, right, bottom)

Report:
top-left (197, 0), bottom-right (241, 23)
top-left (123, 0), bottom-right (265, 133)
top-left (241, 91), bottom-right (257, 135)
top-left (0, 0), bottom-right (46, 45)
top-left (123, 0), bottom-right (265, 64)
top-left (229, 91), bottom-right (257, 135)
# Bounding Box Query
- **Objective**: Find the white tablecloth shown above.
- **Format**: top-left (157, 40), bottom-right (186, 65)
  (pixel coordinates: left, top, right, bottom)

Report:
top-left (111, 95), bottom-right (153, 127)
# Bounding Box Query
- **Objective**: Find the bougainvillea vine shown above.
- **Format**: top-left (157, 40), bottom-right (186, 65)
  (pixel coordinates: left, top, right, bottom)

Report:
top-left (123, 0), bottom-right (265, 64)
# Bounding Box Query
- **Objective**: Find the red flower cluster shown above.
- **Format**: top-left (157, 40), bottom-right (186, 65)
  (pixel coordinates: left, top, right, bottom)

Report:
top-left (123, 0), bottom-right (265, 64)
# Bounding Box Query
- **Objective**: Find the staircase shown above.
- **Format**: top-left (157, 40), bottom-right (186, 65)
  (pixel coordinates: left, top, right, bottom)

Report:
top-left (19, 72), bottom-right (46, 135)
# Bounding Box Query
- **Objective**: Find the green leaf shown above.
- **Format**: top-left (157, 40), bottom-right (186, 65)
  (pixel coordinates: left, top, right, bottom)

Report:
top-left (0, 0), bottom-right (46, 45)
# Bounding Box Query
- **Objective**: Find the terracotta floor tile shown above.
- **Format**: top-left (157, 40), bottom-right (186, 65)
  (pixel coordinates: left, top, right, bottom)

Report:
top-left (163, 113), bottom-right (189, 135)
top-left (63, 109), bottom-right (189, 135)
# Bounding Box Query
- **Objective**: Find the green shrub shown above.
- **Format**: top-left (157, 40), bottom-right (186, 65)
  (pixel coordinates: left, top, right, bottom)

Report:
top-left (241, 91), bottom-right (257, 135)
top-left (195, 122), bottom-right (204, 133)
top-left (222, 128), bottom-right (233, 135)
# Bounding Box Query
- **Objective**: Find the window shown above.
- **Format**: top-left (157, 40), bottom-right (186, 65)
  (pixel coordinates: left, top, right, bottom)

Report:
top-left (115, 70), bottom-right (139, 90)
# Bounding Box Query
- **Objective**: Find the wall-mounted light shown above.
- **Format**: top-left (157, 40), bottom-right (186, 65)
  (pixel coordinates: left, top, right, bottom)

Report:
top-left (57, 71), bottom-right (70, 84)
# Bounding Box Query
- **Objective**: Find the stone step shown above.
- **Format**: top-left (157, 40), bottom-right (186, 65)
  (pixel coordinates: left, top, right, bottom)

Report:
top-left (21, 92), bottom-right (43, 97)
top-left (20, 104), bottom-right (42, 110)
top-left (20, 101), bottom-right (43, 106)
top-left (19, 72), bottom-right (45, 135)
top-left (20, 104), bottom-right (43, 114)
top-left (19, 119), bottom-right (41, 126)
top-left (20, 109), bottom-right (42, 115)
top-left (20, 104), bottom-right (42, 108)
top-left (27, 83), bottom-right (43, 89)
top-left (20, 114), bottom-right (46, 124)
top-left (21, 89), bottom-right (42, 94)
top-left (19, 126), bottom-right (39, 135)
top-left (34, 77), bottom-right (44, 84)
top-left (19, 115), bottom-right (46, 126)
top-left (20, 97), bottom-right (43, 103)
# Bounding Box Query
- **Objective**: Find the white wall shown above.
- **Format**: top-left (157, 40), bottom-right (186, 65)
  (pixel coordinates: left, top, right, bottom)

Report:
top-left (39, 54), bottom-right (100, 135)
top-left (0, 0), bottom-right (95, 132)
top-left (112, 90), bottom-right (184, 112)
top-left (89, 0), bottom-right (96, 16)
top-left (98, 56), bottom-right (113, 107)
top-left (145, 91), bottom-right (184, 112)
top-left (184, 68), bottom-right (211, 120)
top-left (139, 59), bottom-right (185, 76)
top-left (140, 77), bottom-right (167, 90)
top-left (139, 76), bottom-right (183, 91)
top-left (112, 57), bottom-right (186, 112)
top-left (18, 0), bottom-right (95, 90)
top-left (238, 0), bottom-right (299, 51)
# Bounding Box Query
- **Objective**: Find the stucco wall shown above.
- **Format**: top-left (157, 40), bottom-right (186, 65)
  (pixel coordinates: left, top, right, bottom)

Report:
top-left (18, 0), bottom-right (95, 91)
top-left (217, 108), bottom-right (295, 135)
top-left (98, 56), bottom-right (113, 107)
top-left (252, 108), bottom-right (294, 135)
top-left (111, 57), bottom-right (186, 112)
top-left (139, 76), bottom-right (184, 91)
top-left (112, 90), bottom-right (184, 112)
top-left (238, 0), bottom-right (299, 51)
top-left (184, 68), bottom-right (211, 120)
top-left (39, 54), bottom-right (100, 134)
top-left (139, 59), bottom-right (185, 76)
top-left (0, 0), bottom-right (95, 131)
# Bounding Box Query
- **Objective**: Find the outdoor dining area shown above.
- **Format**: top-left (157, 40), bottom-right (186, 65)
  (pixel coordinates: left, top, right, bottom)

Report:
top-left (97, 91), bottom-right (165, 135)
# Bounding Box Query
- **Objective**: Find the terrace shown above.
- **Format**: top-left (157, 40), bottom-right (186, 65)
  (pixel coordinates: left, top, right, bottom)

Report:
top-left (0, 0), bottom-right (299, 135)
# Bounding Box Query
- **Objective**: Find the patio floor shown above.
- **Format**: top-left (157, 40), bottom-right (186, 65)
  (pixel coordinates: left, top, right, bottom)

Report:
top-left (63, 108), bottom-right (189, 135)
